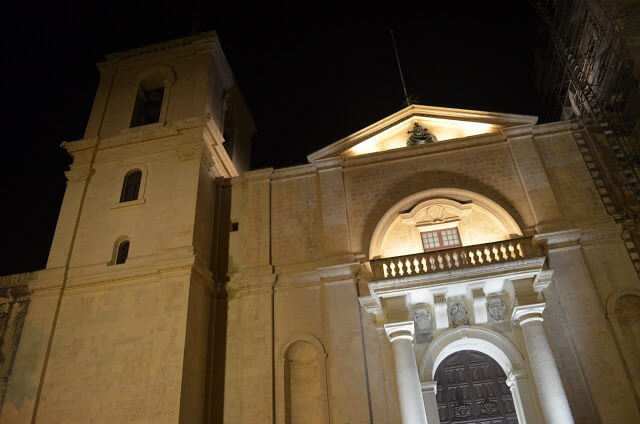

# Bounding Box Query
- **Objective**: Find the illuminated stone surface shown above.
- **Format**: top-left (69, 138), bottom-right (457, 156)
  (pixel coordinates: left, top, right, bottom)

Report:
top-left (1, 32), bottom-right (639, 424)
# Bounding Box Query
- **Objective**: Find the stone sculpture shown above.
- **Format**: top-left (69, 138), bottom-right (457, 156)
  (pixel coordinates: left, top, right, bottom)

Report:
top-left (450, 303), bottom-right (470, 326)
top-left (487, 297), bottom-right (507, 322)
top-left (407, 122), bottom-right (437, 146)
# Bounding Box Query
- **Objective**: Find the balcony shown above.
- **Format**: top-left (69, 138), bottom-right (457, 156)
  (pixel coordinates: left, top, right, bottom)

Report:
top-left (370, 237), bottom-right (542, 281)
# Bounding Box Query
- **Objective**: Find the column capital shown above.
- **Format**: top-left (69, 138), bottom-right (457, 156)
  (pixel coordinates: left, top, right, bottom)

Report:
top-left (420, 380), bottom-right (437, 393)
top-left (506, 369), bottom-right (527, 388)
top-left (511, 303), bottom-right (546, 326)
top-left (384, 321), bottom-right (415, 343)
top-left (533, 269), bottom-right (553, 297)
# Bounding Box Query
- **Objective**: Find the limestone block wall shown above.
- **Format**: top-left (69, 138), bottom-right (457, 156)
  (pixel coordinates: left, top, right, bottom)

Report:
top-left (0, 265), bottom-right (214, 424)
top-left (227, 120), bottom-right (640, 423)
top-left (69, 150), bottom-right (201, 269)
top-left (37, 274), bottom-right (189, 422)
top-left (343, 138), bottom-right (536, 257)
top-left (224, 288), bottom-right (274, 423)
top-left (0, 272), bottom-right (43, 422)
top-left (535, 129), bottom-right (609, 224)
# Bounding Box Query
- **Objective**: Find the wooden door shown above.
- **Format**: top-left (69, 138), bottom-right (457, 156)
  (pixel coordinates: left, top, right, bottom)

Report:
top-left (434, 350), bottom-right (518, 423)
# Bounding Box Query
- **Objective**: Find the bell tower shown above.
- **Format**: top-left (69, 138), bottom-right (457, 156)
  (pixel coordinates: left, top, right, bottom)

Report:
top-left (3, 32), bottom-right (254, 423)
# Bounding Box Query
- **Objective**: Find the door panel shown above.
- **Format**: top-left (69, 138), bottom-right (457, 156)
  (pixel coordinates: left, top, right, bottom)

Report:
top-left (434, 350), bottom-right (517, 424)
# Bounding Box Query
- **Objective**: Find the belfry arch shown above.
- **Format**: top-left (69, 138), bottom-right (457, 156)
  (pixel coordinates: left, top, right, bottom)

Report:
top-left (369, 188), bottom-right (523, 260)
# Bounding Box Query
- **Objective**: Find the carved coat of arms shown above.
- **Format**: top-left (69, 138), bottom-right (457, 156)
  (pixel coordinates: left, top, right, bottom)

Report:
top-left (450, 303), bottom-right (469, 326)
top-left (487, 297), bottom-right (507, 322)
top-left (414, 308), bottom-right (432, 332)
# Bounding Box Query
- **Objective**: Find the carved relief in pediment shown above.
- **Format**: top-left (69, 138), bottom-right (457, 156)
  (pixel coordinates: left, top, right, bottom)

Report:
top-left (400, 199), bottom-right (472, 228)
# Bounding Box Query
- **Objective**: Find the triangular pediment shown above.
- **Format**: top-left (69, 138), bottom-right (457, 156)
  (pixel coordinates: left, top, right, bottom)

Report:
top-left (307, 105), bottom-right (537, 162)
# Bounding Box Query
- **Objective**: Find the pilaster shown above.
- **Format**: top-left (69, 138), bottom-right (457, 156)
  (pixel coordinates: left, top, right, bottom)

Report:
top-left (504, 125), bottom-right (568, 233)
top-left (536, 230), bottom-right (640, 423)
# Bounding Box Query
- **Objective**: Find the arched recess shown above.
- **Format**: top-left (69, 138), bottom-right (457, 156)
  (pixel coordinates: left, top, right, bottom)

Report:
top-left (369, 188), bottom-right (523, 259)
top-left (109, 235), bottom-right (130, 265)
top-left (276, 334), bottom-right (330, 424)
top-left (607, 289), bottom-right (640, 403)
top-left (128, 65), bottom-right (177, 127)
top-left (420, 327), bottom-right (539, 424)
top-left (133, 65), bottom-right (177, 88)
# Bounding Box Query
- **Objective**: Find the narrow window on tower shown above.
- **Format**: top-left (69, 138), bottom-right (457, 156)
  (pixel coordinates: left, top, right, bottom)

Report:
top-left (130, 85), bottom-right (164, 127)
top-left (120, 169), bottom-right (142, 203)
top-left (115, 240), bottom-right (130, 265)
top-left (421, 228), bottom-right (462, 252)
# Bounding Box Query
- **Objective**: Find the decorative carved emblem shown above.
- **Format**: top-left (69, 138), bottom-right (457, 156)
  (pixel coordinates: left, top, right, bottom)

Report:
top-left (480, 400), bottom-right (498, 415)
top-left (450, 303), bottom-right (469, 326)
top-left (487, 297), bottom-right (507, 322)
top-left (452, 403), bottom-right (473, 418)
top-left (426, 205), bottom-right (446, 222)
top-left (407, 123), bottom-right (437, 146)
top-left (414, 308), bottom-right (432, 332)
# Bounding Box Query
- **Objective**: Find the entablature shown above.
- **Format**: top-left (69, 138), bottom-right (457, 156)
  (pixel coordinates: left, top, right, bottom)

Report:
top-left (360, 237), bottom-right (548, 329)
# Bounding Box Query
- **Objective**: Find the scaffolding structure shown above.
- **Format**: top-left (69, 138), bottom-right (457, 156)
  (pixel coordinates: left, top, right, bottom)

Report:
top-left (532, 0), bottom-right (640, 274)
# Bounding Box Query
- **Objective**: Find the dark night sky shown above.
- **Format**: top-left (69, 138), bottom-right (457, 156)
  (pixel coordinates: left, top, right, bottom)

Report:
top-left (0, 2), bottom-right (542, 275)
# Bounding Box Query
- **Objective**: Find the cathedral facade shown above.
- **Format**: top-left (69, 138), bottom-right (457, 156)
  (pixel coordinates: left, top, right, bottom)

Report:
top-left (1, 32), bottom-right (640, 424)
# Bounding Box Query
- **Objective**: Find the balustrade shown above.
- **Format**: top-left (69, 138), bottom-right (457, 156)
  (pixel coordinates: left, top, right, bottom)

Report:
top-left (371, 237), bottom-right (540, 281)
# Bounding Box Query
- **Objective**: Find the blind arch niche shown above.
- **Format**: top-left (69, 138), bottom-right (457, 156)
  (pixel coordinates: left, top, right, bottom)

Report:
top-left (277, 335), bottom-right (329, 424)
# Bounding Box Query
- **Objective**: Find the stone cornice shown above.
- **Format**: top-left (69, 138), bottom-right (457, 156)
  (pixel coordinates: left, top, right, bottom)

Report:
top-left (501, 123), bottom-right (535, 138)
top-left (534, 222), bottom-right (619, 251)
top-left (307, 104), bottom-right (537, 162)
top-left (359, 294), bottom-right (382, 316)
top-left (61, 247), bottom-right (202, 291)
top-left (101, 31), bottom-right (220, 65)
top-left (202, 116), bottom-right (237, 177)
top-left (243, 167), bottom-right (273, 182)
top-left (314, 156), bottom-right (344, 171)
top-left (0, 271), bottom-right (39, 289)
top-left (534, 229), bottom-right (582, 248)
top-left (61, 137), bottom-right (98, 154)
top-left (227, 265), bottom-right (276, 296)
top-left (532, 269), bottom-right (554, 294)
top-left (274, 262), bottom-right (360, 289)
top-left (63, 118), bottom-right (209, 158)
top-left (531, 119), bottom-right (581, 137)
top-left (342, 132), bottom-right (506, 169)
top-left (271, 163), bottom-right (316, 181)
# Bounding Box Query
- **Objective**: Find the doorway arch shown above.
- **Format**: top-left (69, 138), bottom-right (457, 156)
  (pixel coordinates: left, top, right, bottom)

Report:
top-left (434, 349), bottom-right (518, 423)
top-left (420, 327), bottom-right (540, 423)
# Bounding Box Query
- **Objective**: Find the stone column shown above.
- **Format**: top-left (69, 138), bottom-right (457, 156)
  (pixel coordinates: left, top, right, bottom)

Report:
top-left (513, 305), bottom-right (574, 424)
top-left (384, 321), bottom-right (427, 424)
top-left (420, 381), bottom-right (440, 424)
